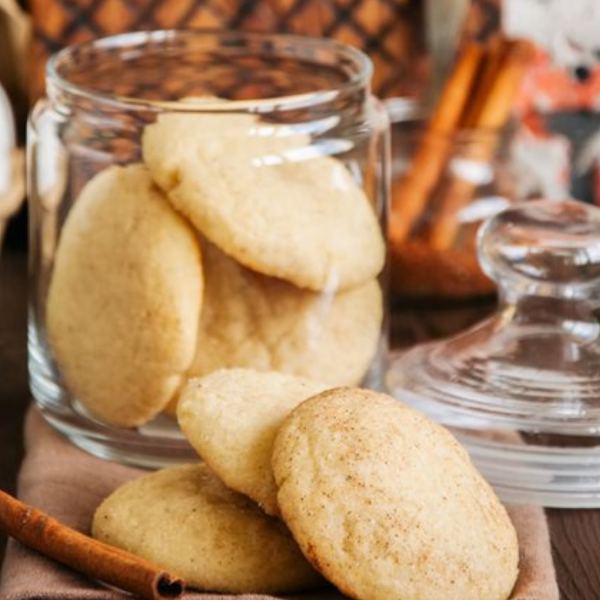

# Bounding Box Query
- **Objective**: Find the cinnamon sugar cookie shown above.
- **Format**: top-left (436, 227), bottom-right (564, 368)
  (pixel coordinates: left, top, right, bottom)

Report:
top-left (142, 112), bottom-right (385, 291)
top-left (92, 464), bottom-right (325, 593)
top-left (189, 240), bottom-right (383, 386)
top-left (178, 368), bottom-right (329, 515)
top-left (272, 388), bottom-right (519, 600)
top-left (46, 164), bottom-right (203, 427)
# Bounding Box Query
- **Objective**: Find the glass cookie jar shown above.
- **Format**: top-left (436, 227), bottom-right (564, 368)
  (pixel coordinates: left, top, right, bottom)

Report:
top-left (28, 30), bottom-right (390, 467)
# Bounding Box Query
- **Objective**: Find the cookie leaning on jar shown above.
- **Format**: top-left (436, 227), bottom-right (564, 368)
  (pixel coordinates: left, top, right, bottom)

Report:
top-left (46, 109), bottom-right (386, 427)
top-left (177, 368), bottom-right (331, 516)
top-left (272, 387), bottom-right (519, 600)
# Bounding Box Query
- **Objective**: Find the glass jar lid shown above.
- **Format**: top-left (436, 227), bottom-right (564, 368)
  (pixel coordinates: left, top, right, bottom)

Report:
top-left (388, 199), bottom-right (600, 508)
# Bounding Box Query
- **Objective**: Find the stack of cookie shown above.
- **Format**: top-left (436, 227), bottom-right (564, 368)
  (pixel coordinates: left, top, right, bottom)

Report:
top-left (46, 108), bottom-right (386, 428)
top-left (92, 368), bottom-right (520, 600)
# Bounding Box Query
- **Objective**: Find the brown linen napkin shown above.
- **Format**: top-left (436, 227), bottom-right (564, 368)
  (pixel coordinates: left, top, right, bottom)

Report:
top-left (1, 406), bottom-right (558, 600)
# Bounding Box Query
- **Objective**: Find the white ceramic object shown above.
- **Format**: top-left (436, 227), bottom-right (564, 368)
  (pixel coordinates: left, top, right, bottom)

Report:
top-left (0, 83), bottom-right (15, 199)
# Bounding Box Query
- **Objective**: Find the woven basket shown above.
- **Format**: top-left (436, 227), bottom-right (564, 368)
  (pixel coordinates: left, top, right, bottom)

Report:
top-left (30, 0), bottom-right (427, 101)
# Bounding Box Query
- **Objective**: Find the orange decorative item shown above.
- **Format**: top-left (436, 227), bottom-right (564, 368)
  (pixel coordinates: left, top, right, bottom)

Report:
top-left (463, 0), bottom-right (600, 206)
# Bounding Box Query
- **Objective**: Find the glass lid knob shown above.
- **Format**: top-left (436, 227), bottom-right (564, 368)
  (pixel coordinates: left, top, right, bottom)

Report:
top-left (478, 199), bottom-right (600, 300)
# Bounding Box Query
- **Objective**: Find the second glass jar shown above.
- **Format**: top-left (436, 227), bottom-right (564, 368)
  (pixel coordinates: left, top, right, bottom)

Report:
top-left (388, 103), bottom-right (516, 301)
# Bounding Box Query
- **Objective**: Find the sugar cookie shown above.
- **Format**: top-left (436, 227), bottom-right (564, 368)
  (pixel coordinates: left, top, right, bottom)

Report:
top-left (178, 368), bottom-right (329, 515)
top-left (190, 240), bottom-right (383, 386)
top-left (142, 112), bottom-right (385, 291)
top-left (46, 164), bottom-right (203, 427)
top-left (92, 464), bottom-right (325, 593)
top-left (272, 388), bottom-right (519, 600)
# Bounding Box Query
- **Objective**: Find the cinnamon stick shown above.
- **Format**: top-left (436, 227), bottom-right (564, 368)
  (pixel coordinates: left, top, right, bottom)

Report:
top-left (426, 39), bottom-right (533, 250)
top-left (0, 489), bottom-right (185, 600)
top-left (461, 38), bottom-right (506, 129)
top-left (389, 42), bottom-right (485, 245)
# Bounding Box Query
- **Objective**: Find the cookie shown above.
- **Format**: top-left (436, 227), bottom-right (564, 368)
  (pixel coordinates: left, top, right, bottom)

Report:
top-left (178, 368), bottom-right (329, 515)
top-left (92, 463), bottom-right (325, 594)
top-left (272, 388), bottom-right (519, 600)
top-left (46, 164), bottom-right (203, 427)
top-left (142, 112), bottom-right (385, 291)
top-left (189, 240), bottom-right (383, 386)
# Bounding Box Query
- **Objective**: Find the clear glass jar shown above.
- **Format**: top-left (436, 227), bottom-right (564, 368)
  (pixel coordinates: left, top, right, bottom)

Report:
top-left (28, 30), bottom-right (390, 467)
top-left (387, 103), bottom-right (516, 301)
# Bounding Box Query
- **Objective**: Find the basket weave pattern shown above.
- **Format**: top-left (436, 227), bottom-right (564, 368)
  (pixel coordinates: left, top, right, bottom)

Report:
top-left (30, 0), bottom-right (426, 100)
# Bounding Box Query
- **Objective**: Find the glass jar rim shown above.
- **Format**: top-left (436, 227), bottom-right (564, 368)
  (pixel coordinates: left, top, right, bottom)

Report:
top-left (46, 28), bottom-right (373, 112)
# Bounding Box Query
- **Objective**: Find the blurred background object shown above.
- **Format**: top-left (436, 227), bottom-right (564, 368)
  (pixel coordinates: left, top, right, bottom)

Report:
top-left (0, 0), bottom-right (29, 127)
top-left (28, 0), bottom-right (429, 102)
top-left (388, 0), bottom-right (600, 302)
top-left (0, 0), bottom-right (28, 251)
top-left (463, 0), bottom-right (600, 206)
top-left (0, 80), bottom-right (25, 256)
top-left (424, 0), bottom-right (469, 98)
top-left (388, 36), bottom-right (533, 301)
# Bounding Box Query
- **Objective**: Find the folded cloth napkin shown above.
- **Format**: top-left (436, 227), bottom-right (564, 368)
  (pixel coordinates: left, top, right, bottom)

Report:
top-left (1, 406), bottom-right (559, 600)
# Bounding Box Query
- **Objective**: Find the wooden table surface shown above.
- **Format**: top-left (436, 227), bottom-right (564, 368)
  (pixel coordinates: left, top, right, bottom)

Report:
top-left (1, 247), bottom-right (599, 599)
